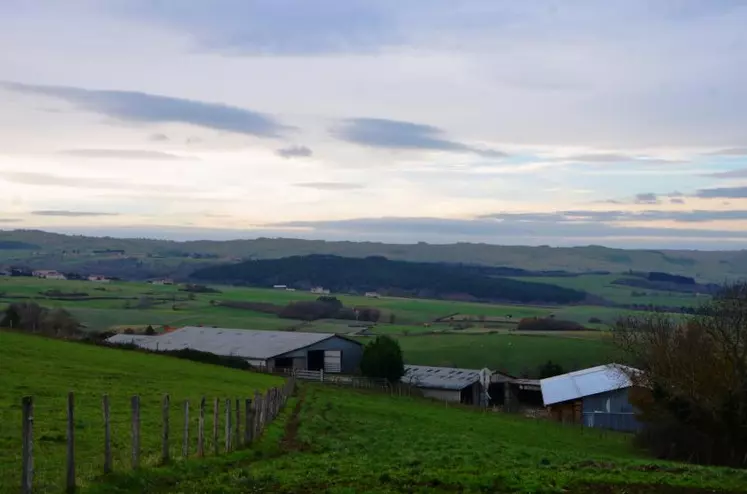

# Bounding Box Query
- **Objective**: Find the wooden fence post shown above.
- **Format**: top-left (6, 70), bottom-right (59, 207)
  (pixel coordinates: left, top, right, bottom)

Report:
top-left (253, 391), bottom-right (261, 439)
top-left (131, 395), bottom-right (140, 469)
top-left (224, 398), bottom-right (231, 452)
top-left (213, 398), bottom-right (219, 456)
top-left (66, 391), bottom-right (76, 493)
top-left (182, 400), bottom-right (190, 458)
top-left (21, 396), bottom-right (33, 494)
top-left (235, 398), bottom-right (241, 447)
top-left (244, 399), bottom-right (252, 445)
top-left (103, 395), bottom-right (112, 474)
top-left (197, 397), bottom-right (205, 458)
top-left (162, 394), bottom-right (170, 464)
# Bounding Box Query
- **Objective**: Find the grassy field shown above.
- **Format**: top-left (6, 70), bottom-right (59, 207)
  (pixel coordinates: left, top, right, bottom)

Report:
top-left (388, 333), bottom-right (615, 375)
top-left (0, 331), bottom-right (283, 493)
top-left (85, 385), bottom-right (747, 493)
top-left (518, 274), bottom-right (703, 307)
top-left (0, 277), bottom-right (645, 376)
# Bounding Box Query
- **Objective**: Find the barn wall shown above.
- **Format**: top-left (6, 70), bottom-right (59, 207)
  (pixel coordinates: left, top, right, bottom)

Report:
top-left (582, 387), bottom-right (641, 432)
top-left (420, 388), bottom-right (462, 403)
top-left (275, 336), bottom-right (363, 374)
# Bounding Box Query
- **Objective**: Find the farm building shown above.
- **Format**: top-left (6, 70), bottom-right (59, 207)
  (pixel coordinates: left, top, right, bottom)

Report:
top-left (540, 364), bottom-right (642, 432)
top-left (32, 269), bottom-right (66, 280)
top-left (401, 365), bottom-right (542, 408)
top-left (402, 365), bottom-right (485, 405)
top-left (87, 274), bottom-right (110, 282)
top-left (106, 326), bottom-right (364, 374)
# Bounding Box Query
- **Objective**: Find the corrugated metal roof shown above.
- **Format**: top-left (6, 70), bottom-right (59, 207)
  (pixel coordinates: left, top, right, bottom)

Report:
top-left (540, 363), bottom-right (638, 406)
top-left (402, 365), bottom-right (481, 390)
top-left (106, 326), bottom-right (339, 359)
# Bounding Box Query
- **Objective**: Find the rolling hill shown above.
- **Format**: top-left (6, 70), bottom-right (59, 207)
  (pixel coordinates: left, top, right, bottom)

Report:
top-left (1, 229), bottom-right (746, 282)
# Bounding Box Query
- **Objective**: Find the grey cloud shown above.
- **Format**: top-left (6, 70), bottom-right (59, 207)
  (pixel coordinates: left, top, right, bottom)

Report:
top-left (480, 209), bottom-right (747, 223)
top-left (118, 1), bottom-right (399, 56)
top-left (149, 133), bottom-right (169, 142)
top-left (263, 215), bottom-right (747, 246)
top-left (295, 182), bottom-right (364, 190)
top-left (696, 186), bottom-right (747, 199)
top-left (3, 82), bottom-right (290, 137)
top-left (59, 149), bottom-right (189, 160)
top-left (562, 153), bottom-right (683, 164)
top-left (31, 210), bottom-right (119, 217)
top-left (635, 192), bottom-right (660, 204)
top-left (0, 171), bottom-right (200, 193)
top-left (705, 148), bottom-right (747, 156)
top-left (334, 118), bottom-right (506, 158)
top-left (0, 218), bottom-right (21, 223)
top-left (705, 169), bottom-right (747, 179)
top-left (276, 145), bottom-right (313, 158)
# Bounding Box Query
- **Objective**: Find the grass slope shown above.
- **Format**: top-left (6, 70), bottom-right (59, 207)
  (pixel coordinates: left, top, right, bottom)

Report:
top-left (0, 331), bottom-right (282, 493)
top-left (85, 385), bottom-right (747, 493)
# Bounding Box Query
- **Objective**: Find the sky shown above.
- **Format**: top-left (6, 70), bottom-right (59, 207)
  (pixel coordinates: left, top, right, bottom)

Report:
top-left (2, 1), bottom-right (747, 249)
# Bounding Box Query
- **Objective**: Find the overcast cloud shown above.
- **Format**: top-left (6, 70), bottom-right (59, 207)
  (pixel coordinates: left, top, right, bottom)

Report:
top-left (1, 1), bottom-right (747, 248)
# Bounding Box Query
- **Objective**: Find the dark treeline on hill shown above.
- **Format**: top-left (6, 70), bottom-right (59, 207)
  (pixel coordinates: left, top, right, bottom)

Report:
top-left (191, 255), bottom-right (590, 304)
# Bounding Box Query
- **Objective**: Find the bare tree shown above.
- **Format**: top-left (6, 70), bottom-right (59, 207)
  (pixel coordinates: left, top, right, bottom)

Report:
top-left (613, 282), bottom-right (747, 466)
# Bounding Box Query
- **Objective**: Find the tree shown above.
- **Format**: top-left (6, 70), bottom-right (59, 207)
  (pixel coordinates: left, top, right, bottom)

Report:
top-left (145, 324), bottom-right (156, 335)
top-left (613, 282), bottom-right (747, 467)
top-left (1, 302), bottom-right (81, 338)
top-left (360, 335), bottom-right (405, 383)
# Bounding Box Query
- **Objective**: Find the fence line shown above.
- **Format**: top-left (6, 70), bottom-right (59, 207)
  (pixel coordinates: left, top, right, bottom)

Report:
top-left (15, 377), bottom-right (295, 493)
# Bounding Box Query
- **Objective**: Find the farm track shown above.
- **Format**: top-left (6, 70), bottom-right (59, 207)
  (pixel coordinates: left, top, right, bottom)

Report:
top-left (279, 387), bottom-right (309, 453)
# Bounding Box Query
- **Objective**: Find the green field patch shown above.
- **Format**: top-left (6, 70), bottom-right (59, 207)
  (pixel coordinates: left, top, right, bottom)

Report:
top-left (0, 331), bottom-right (282, 493)
top-left (85, 385), bottom-right (747, 493)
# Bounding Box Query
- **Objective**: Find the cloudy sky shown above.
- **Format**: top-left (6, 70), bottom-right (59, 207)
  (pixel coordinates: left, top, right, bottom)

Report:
top-left (2, 1), bottom-right (747, 249)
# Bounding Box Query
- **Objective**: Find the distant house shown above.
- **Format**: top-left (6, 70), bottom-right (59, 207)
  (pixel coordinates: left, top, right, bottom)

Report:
top-left (364, 292), bottom-right (380, 298)
top-left (540, 364), bottom-right (642, 432)
top-left (273, 284), bottom-right (287, 289)
top-left (311, 287), bottom-right (330, 295)
top-left (87, 274), bottom-right (110, 283)
top-left (285, 287), bottom-right (296, 292)
top-left (32, 269), bottom-right (66, 280)
top-left (106, 326), bottom-right (364, 374)
top-left (149, 278), bottom-right (174, 285)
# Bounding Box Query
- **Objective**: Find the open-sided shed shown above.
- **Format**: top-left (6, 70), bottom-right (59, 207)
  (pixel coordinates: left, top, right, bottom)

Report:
top-left (540, 363), bottom-right (642, 432)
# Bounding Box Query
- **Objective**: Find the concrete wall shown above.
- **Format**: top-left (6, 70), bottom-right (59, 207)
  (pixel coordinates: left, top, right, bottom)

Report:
top-left (275, 336), bottom-right (363, 374)
top-left (420, 388), bottom-right (462, 403)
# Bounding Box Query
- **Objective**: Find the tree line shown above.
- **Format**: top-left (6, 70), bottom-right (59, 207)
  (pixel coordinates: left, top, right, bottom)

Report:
top-left (191, 255), bottom-right (589, 304)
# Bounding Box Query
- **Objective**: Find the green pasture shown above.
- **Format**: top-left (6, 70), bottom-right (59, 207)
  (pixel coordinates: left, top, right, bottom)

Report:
top-left (0, 331), bottom-right (282, 493)
top-left (86, 385), bottom-right (747, 493)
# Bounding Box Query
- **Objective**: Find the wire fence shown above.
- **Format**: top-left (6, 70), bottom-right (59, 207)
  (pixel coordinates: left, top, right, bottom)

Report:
top-left (0, 378), bottom-right (295, 494)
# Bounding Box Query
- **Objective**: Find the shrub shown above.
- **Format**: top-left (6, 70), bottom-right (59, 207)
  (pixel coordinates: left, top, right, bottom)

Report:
top-left (538, 360), bottom-right (565, 379)
top-left (360, 335), bottom-right (405, 383)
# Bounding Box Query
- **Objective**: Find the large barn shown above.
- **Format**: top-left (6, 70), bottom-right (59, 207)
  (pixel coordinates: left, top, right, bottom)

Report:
top-left (540, 363), bottom-right (642, 432)
top-left (106, 326), bottom-right (364, 374)
top-left (401, 365), bottom-right (484, 404)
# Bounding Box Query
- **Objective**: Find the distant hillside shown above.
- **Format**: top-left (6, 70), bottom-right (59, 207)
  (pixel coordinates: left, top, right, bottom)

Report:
top-left (1, 229), bottom-right (746, 281)
top-left (190, 254), bottom-right (592, 304)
